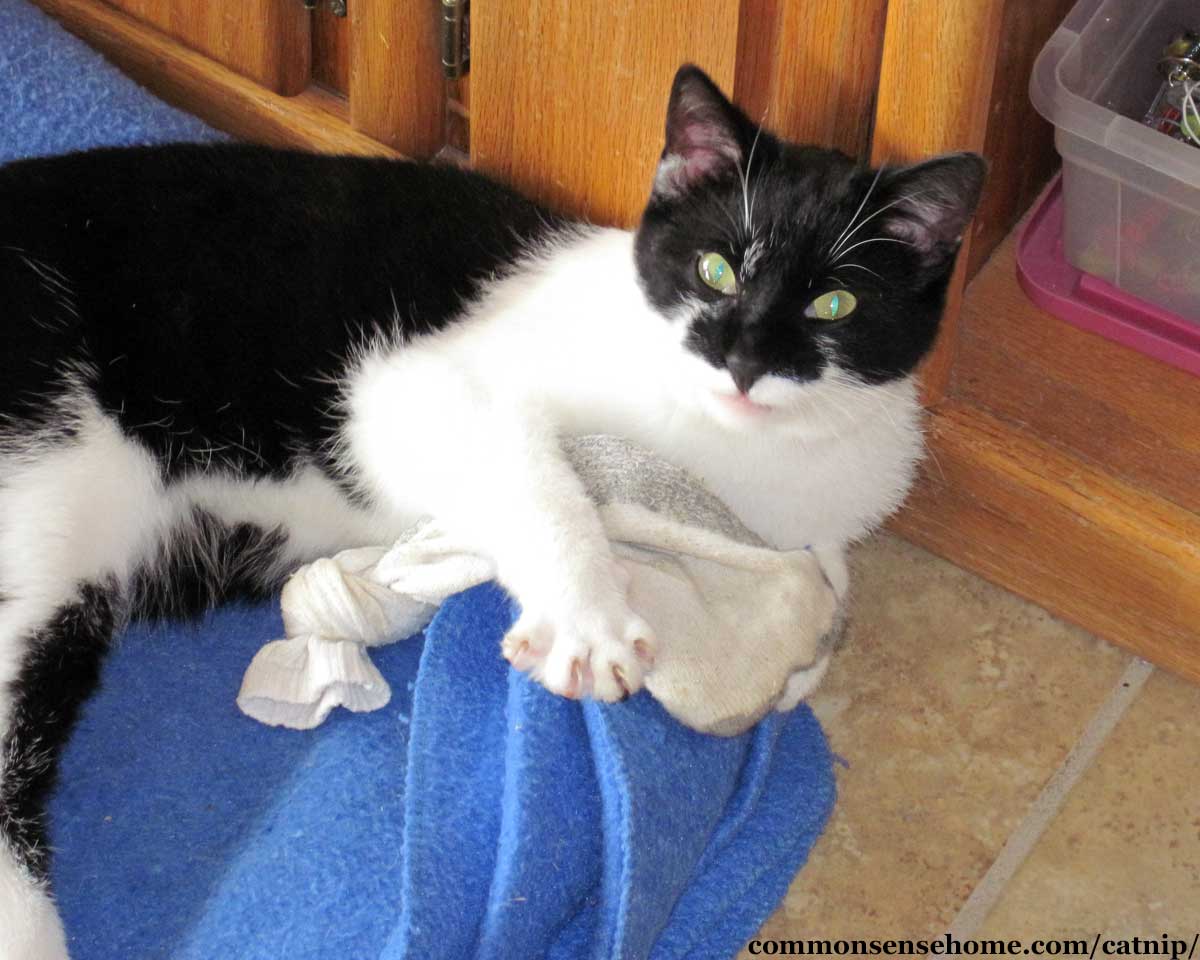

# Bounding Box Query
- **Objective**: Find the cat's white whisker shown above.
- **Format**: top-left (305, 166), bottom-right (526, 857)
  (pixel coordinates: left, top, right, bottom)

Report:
top-left (838, 262), bottom-right (885, 281)
top-left (734, 159), bottom-right (751, 240)
top-left (745, 119), bottom-right (766, 233)
top-left (810, 400), bottom-right (847, 451)
top-left (873, 393), bottom-right (904, 437)
top-left (829, 195), bottom-right (907, 260)
top-left (816, 385), bottom-right (858, 433)
top-left (828, 167), bottom-right (884, 265)
top-left (828, 190), bottom-right (937, 262)
top-left (832, 236), bottom-right (914, 263)
top-left (734, 121), bottom-right (766, 241)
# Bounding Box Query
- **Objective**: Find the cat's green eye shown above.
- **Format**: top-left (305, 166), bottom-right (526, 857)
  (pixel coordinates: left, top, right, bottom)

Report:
top-left (697, 252), bottom-right (738, 295)
top-left (805, 289), bottom-right (857, 321)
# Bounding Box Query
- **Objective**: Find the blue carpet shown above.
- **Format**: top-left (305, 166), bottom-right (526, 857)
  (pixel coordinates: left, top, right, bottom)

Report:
top-left (0, 0), bottom-right (223, 163)
top-left (2, 1), bottom-right (838, 956)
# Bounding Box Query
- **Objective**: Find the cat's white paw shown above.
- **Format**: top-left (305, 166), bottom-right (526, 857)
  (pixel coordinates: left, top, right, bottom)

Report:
top-left (501, 598), bottom-right (656, 702)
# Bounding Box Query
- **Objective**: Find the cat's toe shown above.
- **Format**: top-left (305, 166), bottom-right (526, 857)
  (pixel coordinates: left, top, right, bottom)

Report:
top-left (501, 613), bottom-right (552, 672)
top-left (588, 653), bottom-right (637, 702)
top-left (503, 605), bottom-right (655, 703)
top-left (535, 637), bottom-right (590, 698)
top-left (503, 613), bottom-right (588, 697)
top-left (587, 615), bottom-right (655, 702)
top-left (501, 634), bottom-right (534, 671)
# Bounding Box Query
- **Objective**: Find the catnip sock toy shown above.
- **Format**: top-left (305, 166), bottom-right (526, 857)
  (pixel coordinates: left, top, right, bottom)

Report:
top-left (238, 436), bottom-right (837, 735)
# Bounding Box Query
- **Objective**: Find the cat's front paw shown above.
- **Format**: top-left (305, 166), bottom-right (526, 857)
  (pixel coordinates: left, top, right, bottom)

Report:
top-left (501, 599), bottom-right (656, 702)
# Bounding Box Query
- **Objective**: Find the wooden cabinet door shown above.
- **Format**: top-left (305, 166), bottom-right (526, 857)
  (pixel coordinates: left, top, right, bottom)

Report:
top-left (34, 0), bottom-right (447, 159)
top-left (471, 2), bottom-right (742, 226)
top-left (99, 0), bottom-right (311, 94)
top-left (468, 1), bottom-right (903, 230)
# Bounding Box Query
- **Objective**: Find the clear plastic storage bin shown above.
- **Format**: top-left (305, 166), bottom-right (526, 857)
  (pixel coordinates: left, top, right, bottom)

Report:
top-left (1030, 0), bottom-right (1200, 320)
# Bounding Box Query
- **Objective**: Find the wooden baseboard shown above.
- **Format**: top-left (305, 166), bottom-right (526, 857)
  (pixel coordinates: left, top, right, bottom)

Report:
top-left (30, 0), bottom-right (399, 157)
top-left (889, 199), bottom-right (1200, 685)
top-left (891, 401), bottom-right (1200, 683)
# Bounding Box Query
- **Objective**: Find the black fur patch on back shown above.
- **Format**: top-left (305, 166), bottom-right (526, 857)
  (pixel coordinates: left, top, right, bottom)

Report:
top-left (1, 581), bottom-right (119, 879)
top-left (0, 144), bottom-right (562, 483)
top-left (0, 245), bottom-right (86, 447)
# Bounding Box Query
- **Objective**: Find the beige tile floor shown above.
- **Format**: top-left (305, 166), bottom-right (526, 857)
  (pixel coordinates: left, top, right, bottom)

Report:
top-left (740, 535), bottom-right (1200, 955)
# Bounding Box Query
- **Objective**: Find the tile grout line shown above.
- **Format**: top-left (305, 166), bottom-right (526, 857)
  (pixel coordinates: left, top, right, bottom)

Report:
top-left (945, 657), bottom-right (1156, 938)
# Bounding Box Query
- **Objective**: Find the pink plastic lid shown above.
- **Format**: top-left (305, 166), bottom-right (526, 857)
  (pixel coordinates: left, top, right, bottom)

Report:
top-left (1016, 175), bottom-right (1200, 378)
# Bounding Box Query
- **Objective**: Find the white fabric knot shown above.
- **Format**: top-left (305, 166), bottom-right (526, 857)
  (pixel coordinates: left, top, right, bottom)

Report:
top-left (237, 527), bottom-right (494, 729)
top-left (237, 507), bottom-right (835, 735)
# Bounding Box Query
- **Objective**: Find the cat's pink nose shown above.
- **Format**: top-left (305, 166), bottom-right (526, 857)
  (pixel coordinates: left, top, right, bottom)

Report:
top-left (726, 354), bottom-right (766, 395)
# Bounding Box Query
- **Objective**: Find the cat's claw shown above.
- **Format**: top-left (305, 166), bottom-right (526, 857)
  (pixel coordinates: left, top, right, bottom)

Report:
top-left (502, 605), bottom-right (656, 702)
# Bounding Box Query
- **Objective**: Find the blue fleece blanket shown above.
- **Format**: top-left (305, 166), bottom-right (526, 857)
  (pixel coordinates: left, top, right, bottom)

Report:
top-left (49, 589), bottom-right (835, 960)
top-left (3, 2), bottom-right (837, 956)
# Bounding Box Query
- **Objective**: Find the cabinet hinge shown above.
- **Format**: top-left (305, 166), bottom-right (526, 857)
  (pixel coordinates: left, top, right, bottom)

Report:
top-left (441, 0), bottom-right (469, 79)
top-left (302, 0), bottom-right (347, 17)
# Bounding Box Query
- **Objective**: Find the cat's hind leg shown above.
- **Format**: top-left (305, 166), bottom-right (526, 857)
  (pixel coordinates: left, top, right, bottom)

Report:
top-left (0, 584), bottom-right (121, 960)
top-left (0, 401), bottom-right (172, 959)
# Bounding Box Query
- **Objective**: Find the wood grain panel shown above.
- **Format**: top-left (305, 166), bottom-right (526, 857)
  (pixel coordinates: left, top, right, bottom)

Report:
top-left (891, 402), bottom-right (1200, 685)
top-left (734, 0), bottom-right (887, 159)
top-left (100, 0), bottom-right (310, 95)
top-left (966, 0), bottom-right (1076, 278)
top-left (348, 0), bottom-right (443, 157)
top-left (952, 207), bottom-right (1200, 516)
top-left (312, 2), bottom-right (349, 96)
top-left (471, 2), bottom-right (740, 226)
top-left (35, 0), bottom-right (398, 157)
top-left (871, 0), bottom-right (1007, 403)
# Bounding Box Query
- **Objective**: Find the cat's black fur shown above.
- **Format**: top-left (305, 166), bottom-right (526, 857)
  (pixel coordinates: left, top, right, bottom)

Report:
top-left (1, 145), bottom-right (558, 481)
top-left (1, 581), bottom-right (118, 879)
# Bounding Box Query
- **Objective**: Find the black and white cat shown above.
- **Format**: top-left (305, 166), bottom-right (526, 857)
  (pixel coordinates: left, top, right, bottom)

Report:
top-left (0, 65), bottom-right (982, 956)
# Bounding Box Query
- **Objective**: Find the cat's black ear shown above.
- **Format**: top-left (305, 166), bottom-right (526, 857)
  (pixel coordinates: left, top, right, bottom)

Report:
top-left (876, 153), bottom-right (987, 268)
top-left (653, 65), bottom-right (748, 198)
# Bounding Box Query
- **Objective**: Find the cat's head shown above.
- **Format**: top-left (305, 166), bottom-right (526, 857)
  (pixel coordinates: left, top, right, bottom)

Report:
top-left (634, 65), bottom-right (985, 422)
